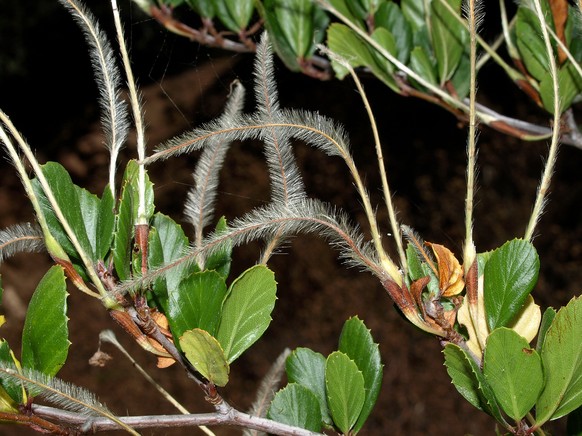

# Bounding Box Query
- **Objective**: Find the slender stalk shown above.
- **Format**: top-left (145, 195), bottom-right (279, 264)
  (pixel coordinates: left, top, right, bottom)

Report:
top-left (32, 405), bottom-right (322, 436)
top-left (524, 0), bottom-right (561, 241)
top-left (99, 330), bottom-right (216, 436)
top-left (329, 50), bottom-right (406, 272)
top-left (463, 0), bottom-right (479, 272)
top-left (111, 0), bottom-right (148, 225)
top-left (316, 1), bottom-right (480, 120)
top-left (0, 111), bottom-right (106, 299)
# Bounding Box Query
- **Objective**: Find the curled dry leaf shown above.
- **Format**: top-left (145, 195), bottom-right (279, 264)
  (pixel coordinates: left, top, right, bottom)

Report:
top-left (426, 242), bottom-right (465, 297)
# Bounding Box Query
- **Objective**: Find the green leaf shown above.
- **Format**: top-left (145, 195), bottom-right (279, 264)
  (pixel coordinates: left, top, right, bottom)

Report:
top-left (258, 1), bottom-right (301, 71)
top-left (536, 297), bottom-right (582, 424)
top-left (216, 265), bottom-right (277, 363)
top-left (483, 328), bottom-right (543, 421)
top-left (515, 5), bottom-right (551, 81)
top-left (180, 329), bottom-right (229, 387)
top-left (540, 62), bottom-right (582, 113)
top-left (409, 45), bottom-right (437, 87)
top-left (327, 0), bottom-right (365, 29)
top-left (325, 351), bottom-right (365, 434)
top-left (443, 344), bottom-right (506, 423)
top-left (211, 0), bottom-right (254, 32)
top-left (443, 344), bottom-right (485, 411)
top-left (0, 341), bottom-right (24, 404)
top-left (401, 0), bottom-right (425, 32)
top-left (270, 0), bottom-right (318, 59)
top-left (96, 186), bottom-right (115, 260)
top-left (484, 239), bottom-right (539, 330)
top-left (21, 266), bottom-right (69, 376)
top-left (286, 348), bottom-right (331, 425)
top-left (430, 0), bottom-right (467, 84)
top-left (168, 270), bottom-right (227, 341)
top-left (148, 213), bottom-right (190, 294)
top-left (449, 52), bottom-right (471, 99)
top-left (338, 317), bottom-right (382, 433)
top-left (31, 162), bottom-right (92, 262)
top-left (268, 383), bottom-right (322, 431)
top-left (112, 161), bottom-right (155, 281)
top-left (204, 217), bottom-right (232, 278)
top-left (327, 23), bottom-right (399, 92)
top-left (536, 306), bottom-right (557, 353)
top-left (185, 0), bottom-right (214, 18)
top-left (375, 2), bottom-right (412, 63)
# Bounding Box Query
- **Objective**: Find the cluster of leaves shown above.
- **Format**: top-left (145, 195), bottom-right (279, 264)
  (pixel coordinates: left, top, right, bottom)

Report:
top-left (136, 0), bottom-right (582, 146)
top-left (411, 238), bottom-right (582, 433)
top-left (0, 0), bottom-right (389, 433)
top-left (268, 317), bottom-right (382, 434)
top-left (0, 0), bottom-right (581, 434)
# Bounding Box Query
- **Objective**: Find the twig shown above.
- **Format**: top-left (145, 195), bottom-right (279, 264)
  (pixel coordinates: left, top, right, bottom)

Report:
top-left (32, 405), bottom-right (322, 436)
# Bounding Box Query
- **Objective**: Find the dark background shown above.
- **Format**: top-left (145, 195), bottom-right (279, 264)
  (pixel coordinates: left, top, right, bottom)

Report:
top-left (0, 1), bottom-right (580, 434)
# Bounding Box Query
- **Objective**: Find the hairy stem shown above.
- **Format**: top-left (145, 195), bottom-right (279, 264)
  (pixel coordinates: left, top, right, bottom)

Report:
top-left (524, 0), bottom-right (561, 241)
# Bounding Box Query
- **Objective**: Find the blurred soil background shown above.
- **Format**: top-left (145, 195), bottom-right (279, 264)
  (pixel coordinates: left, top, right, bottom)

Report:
top-left (0, 1), bottom-right (580, 435)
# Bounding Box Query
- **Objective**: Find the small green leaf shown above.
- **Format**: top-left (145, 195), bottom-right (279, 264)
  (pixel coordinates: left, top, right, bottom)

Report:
top-left (401, 0), bottom-right (425, 32)
top-left (0, 341), bottom-right (24, 404)
top-left (212, 0), bottom-right (254, 32)
top-left (338, 317), bottom-right (382, 432)
top-left (409, 45), bottom-right (437, 87)
top-left (204, 217), bottom-right (232, 278)
top-left (216, 265), bottom-right (277, 363)
top-left (168, 270), bottom-right (227, 341)
top-left (484, 239), bottom-right (539, 330)
top-left (483, 328), bottom-right (543, 421)
top-left (327, 0), bottom-right (365, 29)
top-left (325, 351), bottom-right (365, 434)
top-left (540, 62), bottom-right (582, 114)
top-left (286, 348), bottom-right (331, 425)
top-left (268, 383), bottom-right (323, 432)
top-left (112, 161), bottom-right (155, 281)
top-left (148, 213), bottom-right (190, 293)
top-left (536, 306), bottom-right (557, 353)
top-left (375, 2), bottom-right (412, 63)
top-left (112, 171), bottom-right (133, 281)
top-left (515, 5), bottom-right (552, 81)
top-left (180, 329), bottom-right (229, 387)
top-left (185, 0), bottom-right (214, 18)
top-left (449, 53), bottom-right (471, 99)
top-left (270, 0), bottom-right (318, 59)
top-left (21, 266), bottom-right (70, 376)
top-left (444, 344), bottom-right (485, 411)
top-left (430, 0), bottom-right (467, 84)
top-left (327, 23), bottom-right (399, 92)
top-left (31, 163), bottom-right (91, 262)
top-left (443, 344), bottom-right (506, 423)
top-left (536, 296), bottom-right (582, 424)
top-left (96, 186), bottom-right (115, 260)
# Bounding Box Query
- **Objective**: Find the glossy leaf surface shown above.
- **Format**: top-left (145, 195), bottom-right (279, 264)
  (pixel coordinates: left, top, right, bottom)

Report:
top-left (216, 265), bottom-right (277, 363)
top-left (338, 316), bottom-right (382, 432)
top-left (21, 266), bottom-right (69, 377)
top-left (483, 328), bottom-right (543, 421)
top-left (180, 329), bottom-right (229, 387)
top-left (325, 351), bottom-right (365, 434)
top-left (268, 383), bottom-right (322, 432)
top-left (536, 297), bottom-right (582, 423)
top-left (168, 270), bottom-right (227, 341)
top-left (286, 347), bottom-right (331, 425)
top-left (484, 239), bottom-right (539, 330)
